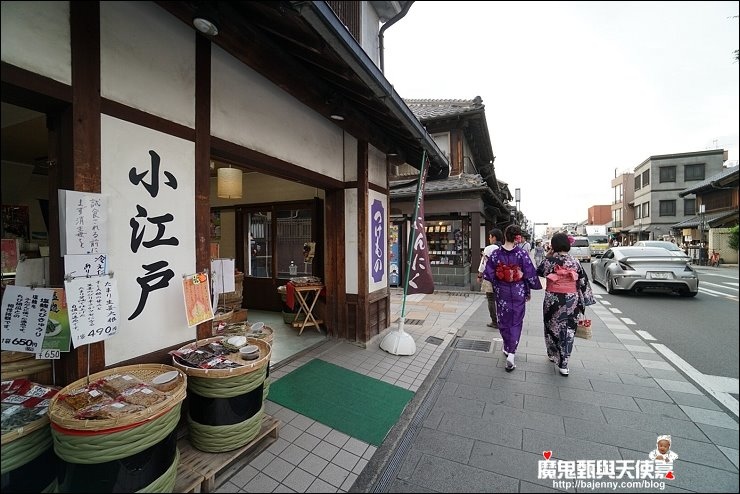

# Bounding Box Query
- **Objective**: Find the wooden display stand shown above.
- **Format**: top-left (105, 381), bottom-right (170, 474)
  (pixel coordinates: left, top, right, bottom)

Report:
top-left (290, 284), bottom-right (324, 335)
top-left (174, 415), bottom-right (280, 493)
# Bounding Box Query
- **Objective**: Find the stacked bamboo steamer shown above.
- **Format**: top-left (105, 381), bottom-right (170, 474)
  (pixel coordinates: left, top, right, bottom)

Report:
top-left (46, 364), bottom-right (186, 493)
top-left (171, 336), bottom-right (271, 452)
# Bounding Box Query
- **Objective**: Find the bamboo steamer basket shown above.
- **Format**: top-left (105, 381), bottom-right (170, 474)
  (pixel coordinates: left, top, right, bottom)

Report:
top-left (1, 413), bottom-right (52, 446)
top-left (1, 351), bottom-right (37, 363)
top-left (214, 321), bottom-right (274, 345)
top-left (1, 351), bottom-right (53, 381)
top-left (47, 364), bottom-right (186, 431)
top-left (171, 336), bottom-right (271, 379)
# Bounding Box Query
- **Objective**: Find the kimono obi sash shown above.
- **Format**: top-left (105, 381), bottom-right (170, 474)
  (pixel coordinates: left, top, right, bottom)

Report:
top-left (546, 265), bottom-right (577, 293)
top-left (495, 262), bottom-right (523, 283)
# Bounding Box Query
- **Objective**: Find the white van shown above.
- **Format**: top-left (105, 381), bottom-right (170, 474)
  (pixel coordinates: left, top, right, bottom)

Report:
top-left (570, 236), bottom-right (591, 262)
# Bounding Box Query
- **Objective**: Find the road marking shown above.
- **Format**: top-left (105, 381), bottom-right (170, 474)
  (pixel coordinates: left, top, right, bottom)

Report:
top-left (701, 281), bottom-right (739, 292)
top-left (635, 330), bottom-right (656, 340)
top-left (621, 318), bottom-right (636, 325)
top-left (609, 307), bottom-right (622, 314)
top-left (601, 300), bottom-right (611, 306)
top-left (651, 343), bottom-right (738, 417)
top-left (698, 287), bottom-right (738, 300)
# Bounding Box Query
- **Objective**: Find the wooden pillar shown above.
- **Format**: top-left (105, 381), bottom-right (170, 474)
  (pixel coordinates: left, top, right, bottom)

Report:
top-left (356, 141), bottom-right (370, 341)
top-left (324, 188), bottom-right (346, 338)
top-left (194, 33), bottom-right (212, 341)
top-left (57, 1), bottom-right (104, 384)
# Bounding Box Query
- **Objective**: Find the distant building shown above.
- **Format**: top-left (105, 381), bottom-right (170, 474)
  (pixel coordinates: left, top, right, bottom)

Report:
top-left (628, 149), bottom-right (727, 242)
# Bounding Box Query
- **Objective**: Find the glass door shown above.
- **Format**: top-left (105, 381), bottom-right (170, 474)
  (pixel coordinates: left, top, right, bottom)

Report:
top-left (246, 211), bottom-right (272, 278)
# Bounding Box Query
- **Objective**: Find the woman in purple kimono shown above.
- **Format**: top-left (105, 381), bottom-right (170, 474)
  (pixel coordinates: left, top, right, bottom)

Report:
top-left (483, 225), bottom-right (542, 372)
top-left (536, 232), bottom-right (595, 376)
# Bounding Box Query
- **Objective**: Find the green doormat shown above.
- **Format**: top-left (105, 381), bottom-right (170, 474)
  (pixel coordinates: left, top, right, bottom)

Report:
top-left (268, 359), bottom-right (414, 446)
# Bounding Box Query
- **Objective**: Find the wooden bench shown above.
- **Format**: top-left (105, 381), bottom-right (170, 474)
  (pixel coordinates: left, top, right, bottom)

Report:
top-left (174, 415), bottom-right (280, 493)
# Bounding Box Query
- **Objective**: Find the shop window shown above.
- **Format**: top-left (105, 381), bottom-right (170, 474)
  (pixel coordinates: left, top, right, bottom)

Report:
top-left (275, 207), bottom-right (313, 277)
top-left (424, 219), bottom-right (468, 267)
top-left (242, 201), bottom-right (320, 282)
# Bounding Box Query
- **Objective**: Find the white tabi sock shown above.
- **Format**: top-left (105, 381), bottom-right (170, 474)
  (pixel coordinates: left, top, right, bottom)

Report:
top-left (506, 353), bottom-right (515, 365)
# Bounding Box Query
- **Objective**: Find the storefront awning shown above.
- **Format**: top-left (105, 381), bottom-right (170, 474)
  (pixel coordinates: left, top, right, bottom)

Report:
top-left (671, 210), bottom-right (738, 229)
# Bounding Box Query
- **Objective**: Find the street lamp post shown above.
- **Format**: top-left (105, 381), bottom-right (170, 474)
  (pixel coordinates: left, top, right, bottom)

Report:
top-left (514, 188), bottom-right (521, 225)
top-left (698, 204), bottom-right (706, 265)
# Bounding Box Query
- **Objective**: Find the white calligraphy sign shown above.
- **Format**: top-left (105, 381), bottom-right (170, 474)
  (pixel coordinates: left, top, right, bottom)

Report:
top-left (59, 190), bottom-right (109, 255)
top-left (64, 254), bottom-right (109, 278)
top-left (0, 285), bottom-right (54, 353)
top-left (64, 274), bottom-right (120, 348)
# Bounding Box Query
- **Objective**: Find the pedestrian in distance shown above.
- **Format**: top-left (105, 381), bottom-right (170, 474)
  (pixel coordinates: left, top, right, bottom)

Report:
top-left (483, 225), bottom-right (542, 372)
top-left (477, 227), bottom-right (503, 328)
top-left (533, 240), bottom-right (546, 266)
top-left (536, 232), bottom-right (595, 376)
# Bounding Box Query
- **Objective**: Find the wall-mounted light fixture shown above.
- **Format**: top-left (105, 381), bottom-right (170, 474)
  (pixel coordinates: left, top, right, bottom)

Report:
top-left (193, 3), bottom-right (219, 36)
top-left (217, 166), bottom-right (242, 199)
top-left (327, 97), bottom-right (345, 121)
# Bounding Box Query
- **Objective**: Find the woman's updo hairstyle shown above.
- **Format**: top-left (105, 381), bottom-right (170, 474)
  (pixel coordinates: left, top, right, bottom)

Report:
top-left (504, 224), bottom-right (522, 243)
top-left (550, 232), bottom-right (571, 253)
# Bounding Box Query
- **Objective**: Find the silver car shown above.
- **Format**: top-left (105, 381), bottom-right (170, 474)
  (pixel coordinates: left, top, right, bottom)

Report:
top-left (591, 247), bottom-right (699, 297)
top-left (633, 240), bottom-right (689, 258)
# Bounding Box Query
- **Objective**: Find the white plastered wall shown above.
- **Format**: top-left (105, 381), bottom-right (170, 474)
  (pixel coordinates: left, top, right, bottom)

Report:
top-left (211, 45), bottom-right (344, 181)
top-left (100, 2), bottom-right (195, 128)
top-left (345, 189), bottom-right (359, 294)
top-left (1, 1), bottom-right (71, 85)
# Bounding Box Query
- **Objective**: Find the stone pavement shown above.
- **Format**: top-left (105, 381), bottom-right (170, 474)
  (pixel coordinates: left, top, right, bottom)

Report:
top-left (351, 288), bottom-right (739, 493)
top-left (215, 286), bottom-right (739, 493)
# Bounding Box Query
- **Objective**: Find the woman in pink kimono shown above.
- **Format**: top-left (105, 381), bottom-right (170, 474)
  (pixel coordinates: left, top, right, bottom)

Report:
top-left (536, 232), bottom-right (595, 376)
top-left (483, 225), bottom-right (542, 372)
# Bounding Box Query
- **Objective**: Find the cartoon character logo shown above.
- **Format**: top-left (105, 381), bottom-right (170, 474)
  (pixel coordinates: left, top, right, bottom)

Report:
top-left (649, 434), bottom-right (677, 479)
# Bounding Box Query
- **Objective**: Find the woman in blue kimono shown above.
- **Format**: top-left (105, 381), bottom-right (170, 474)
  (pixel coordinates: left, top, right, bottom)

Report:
top-left (483, 225), bottom-right (542, 372)
top-left (536, 232), bottom-right (595, 376)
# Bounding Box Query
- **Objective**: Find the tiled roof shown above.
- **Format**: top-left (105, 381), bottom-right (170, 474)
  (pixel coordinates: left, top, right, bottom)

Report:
top-left (404, 97), bottom-right (484, 121)
top-left (679, 166), bottom-right (739, 197)
top-left (671, 209), bottom-right (738, 228)
top-left (389, 173), bottom-right (488, 198)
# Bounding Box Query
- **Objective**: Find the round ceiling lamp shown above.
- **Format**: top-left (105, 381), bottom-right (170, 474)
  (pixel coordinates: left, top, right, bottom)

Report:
top-left (217, 167), bottom-right (242, 199)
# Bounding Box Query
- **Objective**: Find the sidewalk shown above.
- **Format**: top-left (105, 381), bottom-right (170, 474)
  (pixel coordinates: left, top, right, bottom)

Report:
top-left (215, 287), bottom-right (739, 493)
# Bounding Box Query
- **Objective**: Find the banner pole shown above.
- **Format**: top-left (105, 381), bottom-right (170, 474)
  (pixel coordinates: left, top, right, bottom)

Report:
top-left (381, 151), bottom-right (427, 356)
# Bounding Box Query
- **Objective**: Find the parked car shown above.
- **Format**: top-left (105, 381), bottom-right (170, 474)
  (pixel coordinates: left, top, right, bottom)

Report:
top-left (633, 241), bottom-right (689, 258)
top-left (587, 235), bottom-right (610, 258)
top-left (570, 236), bottom-right (591, 262)
top-left (591, 247), bottom-right (699, 297)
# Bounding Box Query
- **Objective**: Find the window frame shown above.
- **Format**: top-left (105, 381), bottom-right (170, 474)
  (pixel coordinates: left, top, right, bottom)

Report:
top-left (659, 200), bottom-right (676, 216)
top-left (659, 166), bottom-right (676, 183)
top-left (684, 163), bottom-right (705, 182)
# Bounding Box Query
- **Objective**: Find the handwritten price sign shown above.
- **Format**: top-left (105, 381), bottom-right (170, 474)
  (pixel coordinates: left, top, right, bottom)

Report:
top-left (64, 274), bottom-right (120, 348)
top-left (1, 286), bottom-right (54, 353)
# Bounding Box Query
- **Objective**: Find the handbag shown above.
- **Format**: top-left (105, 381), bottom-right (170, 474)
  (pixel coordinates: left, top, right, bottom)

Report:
top-left (575, 314), bottom-right (592, 339)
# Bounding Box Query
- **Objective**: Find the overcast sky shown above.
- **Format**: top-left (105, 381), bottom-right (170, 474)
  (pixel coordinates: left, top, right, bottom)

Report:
top-left (383, 1), bottom-right (739, 230)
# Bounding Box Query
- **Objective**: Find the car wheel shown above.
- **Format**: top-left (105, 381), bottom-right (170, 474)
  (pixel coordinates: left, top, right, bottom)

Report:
top-left (606, 273), bottom-right (616, 294)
